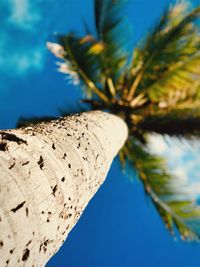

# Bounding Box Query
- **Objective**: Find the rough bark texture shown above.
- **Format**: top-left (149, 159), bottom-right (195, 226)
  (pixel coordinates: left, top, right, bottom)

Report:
top-left (0, 111), bottom-right (128, 267)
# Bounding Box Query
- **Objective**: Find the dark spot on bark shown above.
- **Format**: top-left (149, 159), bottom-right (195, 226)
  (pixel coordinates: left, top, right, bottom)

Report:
top-left (52, 143), bottom-right (56, 150)
top-left (26, 240), bottom-right (32, 246)
top-left (82, 133), bottom-right (84, 137)
top-left (6, 260), bottom-right (9, 264)
top-left (52, 185), bottom-right (57, 196)
top-left (48, 211), bottom-right (51, 215)
top-left (11, 201), bottom-right (26, 213)
top-left (67, 214), bottom-right (72, 219)
top-left (22, 248), bottom-right (30, 261)
top-left (0, 142), bottom-right (7, 151)
top-left (47, 219), bottom-right (50, 223)
top-left (57, 226), bottom-right (60, 230)
top-left (68, 197), bottom-right (71, 201)
top-left (10, 249), bottom-right (14, 254)
top-left (68, 163), bottom-right (71, 168)
top-left (37, 156), bottom-right (44, 169)
top-left (77, 143), bottom-right (81, 149)
top-left (41, 211), bottom-right (44, 214)
top-left (96, 154), bottom-right (99, 159)
top-left (59, 211), bottom-right (63, 219)
top-left (61, 177), bottom-right (65, 182)
top-left (9, 162), bottom-right (15, 169)
top-left (39, 239), bottom-right (50, 253)
top-left (0, 240), bottom-right (3, 247)
top-left (26, 207), bottom-right (29, 217)
top-left (22, 161), bottom-right (29, 166)
top-left (67, 133), bottom-right (72, 137)
top-left (63, 153), bottom-right (67, 159)
top-left (32, 232), bottom-right (35, 235)
top-left (1, 132), bottom-right (27, 145)
top-left (74, 169), bottom-right (79, 177)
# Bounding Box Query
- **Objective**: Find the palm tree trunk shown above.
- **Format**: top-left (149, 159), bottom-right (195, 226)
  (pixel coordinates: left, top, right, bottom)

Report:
top-left (0, 110), bottom-right (127, 267)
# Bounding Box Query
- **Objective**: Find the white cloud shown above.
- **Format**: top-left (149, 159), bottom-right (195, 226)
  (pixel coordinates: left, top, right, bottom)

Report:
top-left (148, 133), bottom-right (200, 199)
top-left (0, 0), bottom-right (46, 80)
top-left (173, 167), bottom-right (188, 184)
top-left (148, 134), bottom-right (168, 154)
top-left (180, 183), bottom-right (200, 199)
top-left (8, 0), bottom-right (41, 30)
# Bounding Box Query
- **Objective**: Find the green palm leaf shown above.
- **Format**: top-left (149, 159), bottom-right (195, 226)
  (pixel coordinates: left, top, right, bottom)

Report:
top-left (58, 33), bottom-right (109, 101)
top-left (147, 52), bottom-right (200, 105)
top-left (127, 2), bottom-right (200, 103)
top-left (48, 0), bottom-right (131, 102)
top-left (94, 0), bottom-right (131, 84)
top-left (48, 32), bottom-right (112, 102)
top-left (120, 137), bottom-right (200, 240)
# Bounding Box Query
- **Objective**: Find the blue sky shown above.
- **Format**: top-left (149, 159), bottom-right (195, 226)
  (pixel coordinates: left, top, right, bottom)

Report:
top-left (1, 0), bottom-right (200, 266)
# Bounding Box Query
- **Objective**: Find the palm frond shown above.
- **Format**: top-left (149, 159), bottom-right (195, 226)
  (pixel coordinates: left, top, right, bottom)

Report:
top-left (127, 2), bottom-right (200, 103)
top-left (147, 53), bottom-right (200, 105)
top-left (56, 34), bottom-right (109, 102)
top-left (48, 0), bottom-right (131, 102)
top-left (94, 0), bottom-right (131, 85)
top-left (120, 137), bottom-right (200, 240)
top-left (137, 106), bottom-right (200, 137)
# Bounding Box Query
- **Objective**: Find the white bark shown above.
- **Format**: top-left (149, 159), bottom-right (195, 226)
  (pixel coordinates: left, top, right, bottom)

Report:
top-left (0, 111), bottom-right (128, 267)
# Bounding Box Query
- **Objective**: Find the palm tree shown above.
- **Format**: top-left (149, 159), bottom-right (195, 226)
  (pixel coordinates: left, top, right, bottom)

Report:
top-left (47, 0), bottom-right (200, 242)
top-left (0, 111), bottom-right (127, 266)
